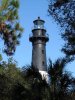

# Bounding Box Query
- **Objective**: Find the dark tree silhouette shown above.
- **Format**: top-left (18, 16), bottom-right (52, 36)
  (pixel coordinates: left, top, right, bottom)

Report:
top-left (21, 65), bottom-right (49, 100)
top-left (48, 58), bottom-right (75, 100)
top-left (48, 0), bottom-right (75, 59)
top-left (0, 58), bottom-right (75, 100)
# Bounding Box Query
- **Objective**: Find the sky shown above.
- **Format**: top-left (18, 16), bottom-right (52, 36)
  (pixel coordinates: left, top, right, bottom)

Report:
top-left (1, 0), bottom-right (75, 76)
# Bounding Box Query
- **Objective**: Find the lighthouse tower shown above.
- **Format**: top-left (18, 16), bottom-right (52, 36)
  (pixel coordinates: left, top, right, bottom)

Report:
top-left (29, 17), bottom-right (49, 80)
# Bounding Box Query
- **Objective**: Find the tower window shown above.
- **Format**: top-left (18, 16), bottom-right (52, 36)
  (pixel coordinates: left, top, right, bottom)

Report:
top-left (42, 33), bottom-right (44, 35)
top-left (42, 61), bottom-right (44, 66)
top-left (42, 50), bottom-right (44, 54)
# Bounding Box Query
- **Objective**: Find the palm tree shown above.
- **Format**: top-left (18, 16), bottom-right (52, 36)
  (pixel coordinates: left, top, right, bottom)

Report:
top-left (21, 65), bottom-right (49, 100)
top-left (48, 58), bottom-right (75, 100)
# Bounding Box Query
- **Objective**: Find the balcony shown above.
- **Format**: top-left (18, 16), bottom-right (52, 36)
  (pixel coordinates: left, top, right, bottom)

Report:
top-left (29, 33), bottom-right (49, 42)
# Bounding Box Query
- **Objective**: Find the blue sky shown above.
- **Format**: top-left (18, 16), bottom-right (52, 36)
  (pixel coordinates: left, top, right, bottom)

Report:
top-left (1, 0), bottom-right (75, 76)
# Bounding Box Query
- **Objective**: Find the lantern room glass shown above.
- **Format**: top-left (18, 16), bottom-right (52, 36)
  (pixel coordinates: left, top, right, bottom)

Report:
top-left (33, 17), bottom-right (45, 29)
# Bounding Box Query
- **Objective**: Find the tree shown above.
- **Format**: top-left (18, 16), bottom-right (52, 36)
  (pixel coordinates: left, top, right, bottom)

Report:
top-left (48, 58), bottom-right (75, 100)
top-left (0, 62), bottom-right (50, 100)
top-left (48, 0), bottom-right (75, 59)
top-left (21, 65), bottom-right (49, 100)
top-left (0, 0), bottom-right (23, 55)
top-left (0, 58), bottom-right (75, 100)
top-left (0, 58), bottom-right (25, 100)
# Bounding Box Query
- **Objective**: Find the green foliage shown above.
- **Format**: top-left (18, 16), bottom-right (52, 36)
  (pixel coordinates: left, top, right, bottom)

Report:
top-left (48, 0), bottom-right (75, 58)
top-left (0, 54), bottom-right (2, 61)
top-left (48, 58), bottom-right (75, 100)
top-left (0, 58), bottom-right (75, 100)
top-left (0, 0), bottom-right (23, 56)
top-left (21, 66), bottom-right (49, 100)
top-left (0, 58), bottom-right (24, 100)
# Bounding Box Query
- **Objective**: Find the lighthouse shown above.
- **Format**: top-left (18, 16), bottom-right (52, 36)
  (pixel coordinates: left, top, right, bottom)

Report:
top-left (29, 17), bottom-right (49, 80)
